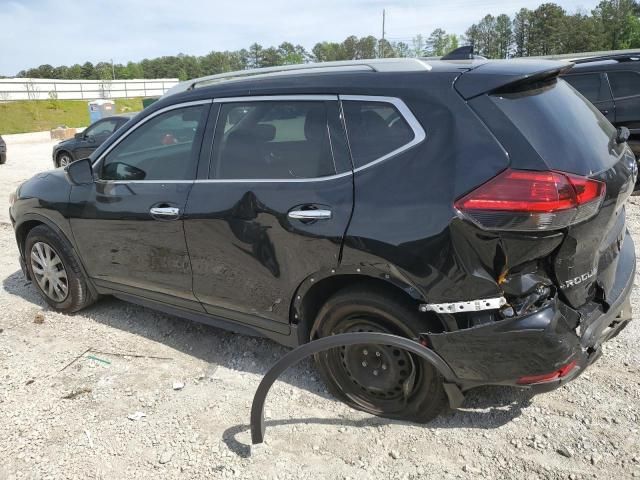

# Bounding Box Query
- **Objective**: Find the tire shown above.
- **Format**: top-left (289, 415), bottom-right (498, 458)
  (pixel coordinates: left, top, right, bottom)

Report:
top-left (56, 152), bottom-right (72, 168)
top-left (24, 225), bottom-right (96, 312)
top-left (0, 153), bottom-right (6, 165)
top-left (313, 285), bottom-right (447, 423)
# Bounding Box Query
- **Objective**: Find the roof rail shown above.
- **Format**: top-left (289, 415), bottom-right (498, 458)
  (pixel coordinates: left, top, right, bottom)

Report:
top-left (570, 52), bottom-right (640, 64)
top-left (162, 58), bottom-right (432, 98)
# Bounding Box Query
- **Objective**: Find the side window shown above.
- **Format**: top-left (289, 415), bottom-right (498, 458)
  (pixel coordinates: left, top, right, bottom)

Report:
top-left (85, 119), bottom-right (119, 137)
top-left (608, 71), bottom-right (640, 99)
top-left (100, 105), bottom-right (206, 181)
top-left (563, 73), bottom-right (610, 103)
top-left (342, 101), bottom-right (415, 168)
top-left (211, 101), bottom-right (342, 179)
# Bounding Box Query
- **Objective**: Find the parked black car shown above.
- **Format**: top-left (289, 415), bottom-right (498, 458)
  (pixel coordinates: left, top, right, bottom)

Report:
top-left (52, 114), bottom-right (134, 168)
top-left (0, 135), bottom-right (6, 164)
top-left (10, 58), bottom-right (637, 423)
top-left (562, 52), bottom-right (640, 156)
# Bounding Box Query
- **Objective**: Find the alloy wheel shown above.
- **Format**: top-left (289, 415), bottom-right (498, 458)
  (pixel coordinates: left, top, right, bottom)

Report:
top-left (30, 241), bottom-right (69, 302)
top-left (58, 154), bottom-right (71, 168)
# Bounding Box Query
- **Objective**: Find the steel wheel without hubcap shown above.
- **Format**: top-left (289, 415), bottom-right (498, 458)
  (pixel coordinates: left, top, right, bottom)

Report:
top-left (58, 153), bottom-right (71, 168)
top-left (327, 316), bottom-right (422, 414)
top-left (30, 241), bottom-right (69, 302)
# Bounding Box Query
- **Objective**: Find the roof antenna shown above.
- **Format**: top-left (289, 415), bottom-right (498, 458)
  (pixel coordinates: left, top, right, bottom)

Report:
top-left (441, 45), bottom-right (475, 61)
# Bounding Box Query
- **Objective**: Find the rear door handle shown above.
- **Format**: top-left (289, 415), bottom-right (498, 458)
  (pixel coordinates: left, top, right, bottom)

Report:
top-left (150, 206), bottom-right (181, 220)
top-left (288, 209), bottom-right (332, 220)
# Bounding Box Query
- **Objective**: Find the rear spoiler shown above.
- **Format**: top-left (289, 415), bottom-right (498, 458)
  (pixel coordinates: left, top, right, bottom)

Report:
top-left (454, 59), bottom-right (574, 100)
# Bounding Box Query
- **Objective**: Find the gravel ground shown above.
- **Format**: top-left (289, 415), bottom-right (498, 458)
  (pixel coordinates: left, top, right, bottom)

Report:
top-left (0, 133), bottom-right (639, 480)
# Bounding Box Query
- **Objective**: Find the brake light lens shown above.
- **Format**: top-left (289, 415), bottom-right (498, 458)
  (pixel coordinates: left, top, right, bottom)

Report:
top-left (454, 169), bottom-right (605, 231)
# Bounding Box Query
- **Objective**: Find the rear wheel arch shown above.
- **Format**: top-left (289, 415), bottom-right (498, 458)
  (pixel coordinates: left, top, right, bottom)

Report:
top-left (291, 270), bottom-right (443, 344)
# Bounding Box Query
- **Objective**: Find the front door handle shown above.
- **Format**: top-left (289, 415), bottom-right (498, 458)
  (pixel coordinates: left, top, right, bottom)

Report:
top-left (150, 206), bottom-right (180, 220)
top-left (288, 209), bottom-right (332, 220)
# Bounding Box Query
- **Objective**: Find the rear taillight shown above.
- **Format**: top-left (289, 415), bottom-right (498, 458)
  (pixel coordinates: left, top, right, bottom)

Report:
top-left (454, 169), bottom-right (605, 231)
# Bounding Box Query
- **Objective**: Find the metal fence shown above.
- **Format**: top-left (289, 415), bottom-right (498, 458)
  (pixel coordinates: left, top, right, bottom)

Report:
top-left (0, 78), bottom-right (180, 101)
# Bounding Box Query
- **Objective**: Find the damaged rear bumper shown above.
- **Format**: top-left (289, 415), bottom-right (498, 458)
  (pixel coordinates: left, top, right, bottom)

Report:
top-left (426, 232), bottom-right (635, 392)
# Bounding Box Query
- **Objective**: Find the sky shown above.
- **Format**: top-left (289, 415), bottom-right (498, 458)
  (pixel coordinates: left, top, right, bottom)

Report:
top-left (0, 0), bottom-right (602, 76)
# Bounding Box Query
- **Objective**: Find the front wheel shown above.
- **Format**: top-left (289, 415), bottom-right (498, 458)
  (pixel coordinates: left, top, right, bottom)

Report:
top-left (56, 152), bottom-right (72, 168)
top-left (313, 285), bottom-right (447, 423)
top-left (25, 225), bottom-right (96, 312)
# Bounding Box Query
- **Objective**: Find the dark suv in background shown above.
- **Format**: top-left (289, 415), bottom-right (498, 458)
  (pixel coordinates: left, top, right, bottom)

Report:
top-left (9, 58), bottom-right (636, 423)
top-left (563, 52), bottom-right (640, 156)
top-left (52, 114), bottom-right (134, 168)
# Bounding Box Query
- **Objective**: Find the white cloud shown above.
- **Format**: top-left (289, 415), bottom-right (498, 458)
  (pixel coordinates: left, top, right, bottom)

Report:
top-left (0, 0), bottom-right (600, 75)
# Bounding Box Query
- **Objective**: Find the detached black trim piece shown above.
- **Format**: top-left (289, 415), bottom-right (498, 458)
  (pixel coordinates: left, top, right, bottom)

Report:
top-left (249, 332), bottom-right (462, 445)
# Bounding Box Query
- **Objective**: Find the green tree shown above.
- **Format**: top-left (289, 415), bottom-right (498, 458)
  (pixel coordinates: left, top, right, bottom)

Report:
top-left (561, 12), bottom-right (604, 53)
top-left (528, 3), bottom-right (566, 56)
top-left (394, 41), bottom-right (411, 57)
top-left (278, 42), bottom-right (307, 64)
top-left (248, 43), bottom-right (264, 69)
top-left (467, 15), bottom-right (499, 58)
top-left (312, 41), bottom-right (344, 61)
top-left (513, 8), bottom-right (532, 57)
top-left (592, 0), bottom-right (640, 49)
top-left (426, 28), bottom-right (448, 56)
top-left (495, 14), bottom-right (513, 58)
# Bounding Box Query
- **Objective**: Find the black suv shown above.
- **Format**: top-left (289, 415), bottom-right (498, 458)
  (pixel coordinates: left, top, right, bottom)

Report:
top-left (562, 52), bottom-right (640, 156)
top-left (52, 114), bottom-right (134, 168)
top-left (9, 58), bottom-right (637, 422)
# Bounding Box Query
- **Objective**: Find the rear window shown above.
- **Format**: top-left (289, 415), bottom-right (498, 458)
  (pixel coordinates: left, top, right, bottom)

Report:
top-left (489, 79), bottom-right (617, 175)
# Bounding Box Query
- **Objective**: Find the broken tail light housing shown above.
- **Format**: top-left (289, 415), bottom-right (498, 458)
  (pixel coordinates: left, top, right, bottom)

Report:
top-left (454, 169), bottom-right (606, 231)
top-left (516, 360), bottom-right (578, 385)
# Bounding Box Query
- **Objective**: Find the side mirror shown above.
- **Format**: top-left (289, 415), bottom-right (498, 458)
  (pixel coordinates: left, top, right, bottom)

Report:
top-left (65, 158), bottom-right (94, 185)
top-left (74, 132), bottom-right (84, 139)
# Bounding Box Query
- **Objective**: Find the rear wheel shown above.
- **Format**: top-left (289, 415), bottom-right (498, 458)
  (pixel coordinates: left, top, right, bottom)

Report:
top-left (313, 285), bottom-right (447, 423)
top-left (0, 153), bottom-right (6, 165)
top-left (25, 225), bottom-right (95, 312)
top-left (56, 152), bottom-right (72, 168)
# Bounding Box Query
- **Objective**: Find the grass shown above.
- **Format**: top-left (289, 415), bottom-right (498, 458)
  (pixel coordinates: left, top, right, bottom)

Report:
top-left (0, 98), bottom-right (145, 135)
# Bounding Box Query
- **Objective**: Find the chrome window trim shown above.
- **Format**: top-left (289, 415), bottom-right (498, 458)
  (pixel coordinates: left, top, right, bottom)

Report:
top-left (90, 95), bottom-right (425, 185)
top-left (92, 99), bottom-right (213, 172)
top-left (95, 180), bottom-right (195, 185)
top-left (339, 95), bottom-right (426, 174)
top-left (194, 171), bottom-right (352, 184)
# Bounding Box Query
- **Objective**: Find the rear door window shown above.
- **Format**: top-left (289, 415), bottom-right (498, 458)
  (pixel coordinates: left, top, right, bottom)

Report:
top-left (563, 73), bottom-right (611, 103)
top-left (210, 100), bottom-right (349, 179)
top-left (607, 71), bottom-right (640, 98)
top-left (342, 101), bottom-right (415, 168)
